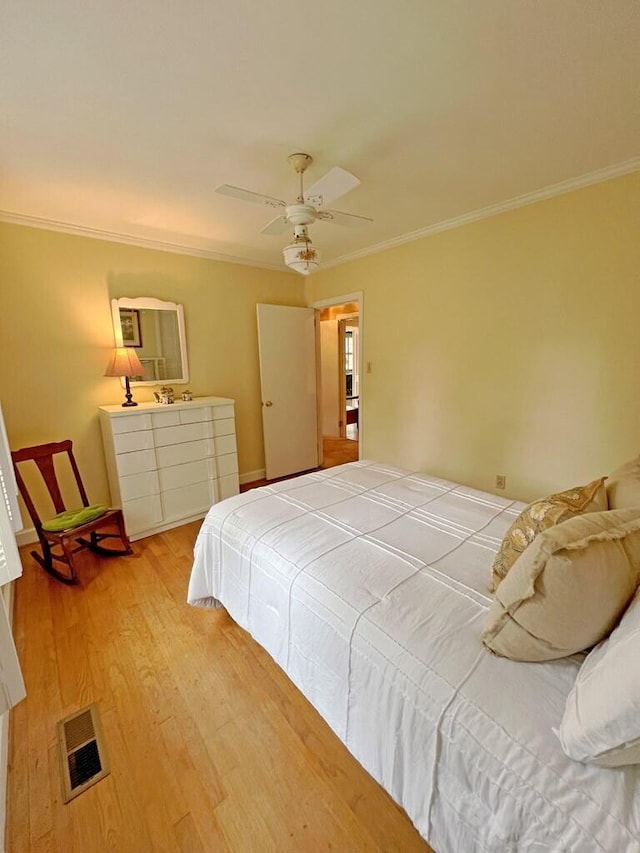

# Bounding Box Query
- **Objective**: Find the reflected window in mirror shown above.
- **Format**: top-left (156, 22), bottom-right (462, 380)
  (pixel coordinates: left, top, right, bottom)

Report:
top-left (111, 297), bottom-right (189, 385)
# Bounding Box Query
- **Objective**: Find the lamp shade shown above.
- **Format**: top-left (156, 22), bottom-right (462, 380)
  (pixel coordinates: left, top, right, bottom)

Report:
top-left (104, 347), bottom-right (144, 378)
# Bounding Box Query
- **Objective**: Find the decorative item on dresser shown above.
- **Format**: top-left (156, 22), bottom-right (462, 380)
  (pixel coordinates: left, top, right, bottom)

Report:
top-left (99, 397), bottom-right (239, 541)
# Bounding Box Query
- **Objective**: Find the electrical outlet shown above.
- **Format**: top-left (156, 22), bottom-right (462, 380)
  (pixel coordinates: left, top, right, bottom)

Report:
top-left (496, 474), bottom-right (506, 490)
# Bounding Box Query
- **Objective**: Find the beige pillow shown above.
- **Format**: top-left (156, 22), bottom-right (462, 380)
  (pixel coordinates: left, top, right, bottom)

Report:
top-left (490, 477), bottom-right (607, 591)
top-left (482, 509), bottom-right (640, 662)
top-left (606, 455), bottom-right (640, 510)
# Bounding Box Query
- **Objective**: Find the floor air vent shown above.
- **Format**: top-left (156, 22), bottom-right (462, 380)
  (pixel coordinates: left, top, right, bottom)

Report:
top-left (58, 704), bottom-right (110, 803)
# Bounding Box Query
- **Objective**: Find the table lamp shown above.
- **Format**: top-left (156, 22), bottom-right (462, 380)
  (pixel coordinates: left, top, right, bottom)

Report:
top-left (104, 347), bottom-right (144, 407)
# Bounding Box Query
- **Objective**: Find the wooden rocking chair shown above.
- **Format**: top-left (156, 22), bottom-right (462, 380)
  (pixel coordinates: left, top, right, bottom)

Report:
top-left (11, 440), bottom-right (132, 584)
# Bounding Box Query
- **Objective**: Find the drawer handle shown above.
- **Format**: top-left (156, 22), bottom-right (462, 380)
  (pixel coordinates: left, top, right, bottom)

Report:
top-left (264, 400), bottom-right (273, 407)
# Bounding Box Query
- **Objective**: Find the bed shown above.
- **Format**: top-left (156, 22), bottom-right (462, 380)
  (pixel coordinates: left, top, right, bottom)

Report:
top-left (187, 460), bottom-right (640, 852)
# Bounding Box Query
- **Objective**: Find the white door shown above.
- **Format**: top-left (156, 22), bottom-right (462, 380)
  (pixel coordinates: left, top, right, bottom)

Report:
top-left (257, 304), bottom-right (318, 480)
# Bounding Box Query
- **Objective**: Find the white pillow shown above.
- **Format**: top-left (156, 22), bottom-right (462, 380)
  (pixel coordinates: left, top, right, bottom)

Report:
top-left (558, 587), bottom-right (640, 767)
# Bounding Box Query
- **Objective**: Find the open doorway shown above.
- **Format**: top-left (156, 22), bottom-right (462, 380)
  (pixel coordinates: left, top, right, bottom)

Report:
top-left (317, 300), bottom-right (360, 469)
top-left (339, 317), bottom-right (359, 440)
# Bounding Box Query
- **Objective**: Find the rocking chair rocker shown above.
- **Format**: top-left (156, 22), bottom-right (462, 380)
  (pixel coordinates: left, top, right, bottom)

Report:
top-left (11, 440), bottom-right (132, 584)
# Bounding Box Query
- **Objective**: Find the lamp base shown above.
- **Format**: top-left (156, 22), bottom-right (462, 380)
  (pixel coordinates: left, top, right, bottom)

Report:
top-left (121, 376), bottom-right (138, 407)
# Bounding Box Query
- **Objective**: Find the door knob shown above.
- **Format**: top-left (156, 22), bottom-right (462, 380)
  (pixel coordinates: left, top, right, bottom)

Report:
top-left (264, 400), bottom-right (273, 407)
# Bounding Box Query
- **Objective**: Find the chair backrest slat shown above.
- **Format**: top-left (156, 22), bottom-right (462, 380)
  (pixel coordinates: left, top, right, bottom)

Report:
top-left (11, 440), bottom-right (89, 534)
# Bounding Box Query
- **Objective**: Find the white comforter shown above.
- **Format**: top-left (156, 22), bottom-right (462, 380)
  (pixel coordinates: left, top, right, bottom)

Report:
top-left (188, 461), bottom-right (640, 852)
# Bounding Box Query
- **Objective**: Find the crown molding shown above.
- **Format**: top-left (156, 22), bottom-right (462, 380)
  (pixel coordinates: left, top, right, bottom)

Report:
top-left (1, 157), bottom-right (638, 273)
top-left (0, 211), bottom-right (287, 272)
top-left (325, 156), bottom-right (640, 269)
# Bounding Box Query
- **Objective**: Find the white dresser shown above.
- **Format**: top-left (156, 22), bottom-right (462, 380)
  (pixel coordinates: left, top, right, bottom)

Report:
top-left (99, 396), bottom-right (239, 541)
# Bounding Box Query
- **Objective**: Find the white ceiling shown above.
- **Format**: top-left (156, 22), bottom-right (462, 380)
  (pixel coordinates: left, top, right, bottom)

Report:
top-left (2, 1), bottom-right (639, 272)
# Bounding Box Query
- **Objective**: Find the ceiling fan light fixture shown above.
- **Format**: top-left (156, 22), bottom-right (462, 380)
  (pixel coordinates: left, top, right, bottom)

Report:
top-left (283, 226), bottom-right (320, 276)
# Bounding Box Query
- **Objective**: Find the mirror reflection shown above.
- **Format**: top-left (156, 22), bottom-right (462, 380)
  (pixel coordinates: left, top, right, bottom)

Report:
top-left (111, 297), bottom-right (189, 385)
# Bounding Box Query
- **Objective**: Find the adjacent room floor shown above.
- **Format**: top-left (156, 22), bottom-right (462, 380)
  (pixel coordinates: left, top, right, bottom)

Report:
top-left (321, 435), bottom-right (359, 468)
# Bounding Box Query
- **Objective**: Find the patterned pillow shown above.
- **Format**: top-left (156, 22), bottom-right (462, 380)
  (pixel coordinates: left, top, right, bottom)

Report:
top-left (490, 477), bottom-right (608, 591)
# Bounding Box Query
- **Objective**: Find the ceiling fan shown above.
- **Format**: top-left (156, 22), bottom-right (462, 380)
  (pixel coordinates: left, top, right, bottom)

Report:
top-left (216, 153), bottom-right (373, 274)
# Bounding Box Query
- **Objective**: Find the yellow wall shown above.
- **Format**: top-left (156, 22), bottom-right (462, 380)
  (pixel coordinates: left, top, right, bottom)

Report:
top-left (2, 171), bottom-right (638, 512)
top-left (0, 222), bottom-right (304, 505)
top-left (306, 171), bottom-right (640, 501)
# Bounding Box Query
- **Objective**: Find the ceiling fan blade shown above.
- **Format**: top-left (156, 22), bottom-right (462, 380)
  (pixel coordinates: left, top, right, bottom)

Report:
top-left (216, 184), bottom-right (286, 209)
top-left (260, 216), bottom-right (290, 235)
top-left (317, 209), bottom-right (373, 228)
top-left (304, 167), bottom-right (360, 208)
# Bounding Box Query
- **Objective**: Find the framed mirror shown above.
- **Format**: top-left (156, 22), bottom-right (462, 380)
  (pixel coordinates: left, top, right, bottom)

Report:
top-left (111, 297), bottom-right (189, 385)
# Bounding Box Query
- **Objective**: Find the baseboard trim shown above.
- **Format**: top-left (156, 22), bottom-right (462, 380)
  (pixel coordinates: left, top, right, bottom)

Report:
top-left (15, 527), bottom-right (37, 548)
top-left (239, 469), bottom-right (266, 485)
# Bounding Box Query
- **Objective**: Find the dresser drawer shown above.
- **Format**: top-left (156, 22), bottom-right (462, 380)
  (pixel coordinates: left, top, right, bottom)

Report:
top-left (115, 448), bottom-right (157, 477)
top-left (154, 421), bottom-right (213, 447)
top-left (114, 430), bottom-right (154, 454)
top-left (110, 413), bottom-right (153, 434)
top-left (156, 438), bottom-right (214, 468)
top-left (162, 480), bottom-right (217, 522)
top-left (120, 470), bottom-right (160, 502)
top-left (212, 418), bottom-right (235, 438)
top-left (151, 410), bottom-right (181, 429)
top-left (217, 452), bottom-right (239, 477)
top-left (218, 473), bottom-right (240, 501)
top-left (212, 405), bottom-right (235, 421)
top-left (151, 407), bottom-right (213, 428)
top-left (215, 433), bottom-right (237, 456)
top-left (158, 458), bottom-right (216, 491)
top-left (123, 494), bottom-right (163, 535)
top-left (178, 406), bottom-right (213, 424)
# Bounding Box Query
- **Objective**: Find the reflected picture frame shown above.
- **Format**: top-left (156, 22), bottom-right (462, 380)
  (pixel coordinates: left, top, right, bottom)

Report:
top-left (119, 308), bottom-right (142, 347)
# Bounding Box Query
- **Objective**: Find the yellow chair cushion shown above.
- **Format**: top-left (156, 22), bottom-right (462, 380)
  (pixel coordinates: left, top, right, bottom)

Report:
top-left (42, 505), bottom-right (108, 532)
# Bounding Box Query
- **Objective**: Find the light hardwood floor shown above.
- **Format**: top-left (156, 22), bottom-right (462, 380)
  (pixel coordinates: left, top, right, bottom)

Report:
top-left (8, 522), bottom-right (431, 853)
top-left (321, 436), bottom-right (359, 468)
